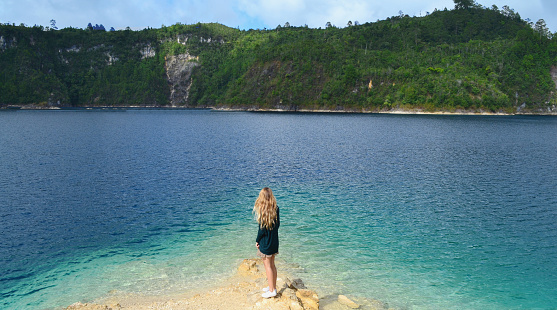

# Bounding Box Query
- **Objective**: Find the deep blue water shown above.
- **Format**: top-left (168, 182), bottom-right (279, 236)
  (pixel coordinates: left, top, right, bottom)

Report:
top-left (0, 110), bottom-right (556, 309)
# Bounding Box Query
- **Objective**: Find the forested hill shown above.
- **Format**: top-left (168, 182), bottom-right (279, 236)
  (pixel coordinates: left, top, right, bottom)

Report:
top-left (1, 5), bottom-right (557, 113)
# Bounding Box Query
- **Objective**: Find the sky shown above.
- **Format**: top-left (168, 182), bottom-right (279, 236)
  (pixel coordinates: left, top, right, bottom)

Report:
top-left (1, 0), bottom-right (556, 33)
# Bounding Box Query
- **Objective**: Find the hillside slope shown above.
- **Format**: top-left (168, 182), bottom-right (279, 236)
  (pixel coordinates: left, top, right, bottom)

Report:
top-left (1, 6), bottom-right (556, 113)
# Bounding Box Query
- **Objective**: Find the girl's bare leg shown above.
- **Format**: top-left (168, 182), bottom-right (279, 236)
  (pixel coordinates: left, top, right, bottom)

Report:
top-left (262, 256), bottom-right (277, 292)
top-left (270, 255), bottom-right (277, 290)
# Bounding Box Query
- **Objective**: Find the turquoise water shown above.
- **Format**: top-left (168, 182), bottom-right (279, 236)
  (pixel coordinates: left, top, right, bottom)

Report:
top-left (1, 110), bottom-right (556, 309)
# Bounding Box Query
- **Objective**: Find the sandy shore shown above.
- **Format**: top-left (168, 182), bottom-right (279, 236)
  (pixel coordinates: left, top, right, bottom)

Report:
top-left (64, 258), bottom-right (393, 310)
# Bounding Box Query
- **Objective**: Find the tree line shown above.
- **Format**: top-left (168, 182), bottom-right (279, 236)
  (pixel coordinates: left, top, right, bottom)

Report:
top-left (1, 3), bottom-right (556, 113)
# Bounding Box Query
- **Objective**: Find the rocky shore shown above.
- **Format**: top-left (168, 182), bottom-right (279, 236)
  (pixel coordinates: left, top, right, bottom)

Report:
top-left (64, 258), bottom-right (393, 310)
top-left (3, 104), bottom-right (557, 115)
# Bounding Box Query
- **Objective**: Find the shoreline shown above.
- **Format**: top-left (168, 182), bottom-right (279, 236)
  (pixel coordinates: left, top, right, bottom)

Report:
top-left (64, 258), bottom-right (393, 310)
top-left (210, 106), bottom-right (557, 116)
top-left (2, 104), bottom-right (557, 116)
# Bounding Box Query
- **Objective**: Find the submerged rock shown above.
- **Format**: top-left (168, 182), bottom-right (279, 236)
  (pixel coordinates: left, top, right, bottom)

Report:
top-left (338, 294), bottom-right (360, 309)
top-left (285, 277), bottom-right (307, 290)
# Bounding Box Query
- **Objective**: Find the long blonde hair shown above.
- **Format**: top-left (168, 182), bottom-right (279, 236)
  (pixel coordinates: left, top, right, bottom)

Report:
top-left (253, 187), bottom-right (278, 230)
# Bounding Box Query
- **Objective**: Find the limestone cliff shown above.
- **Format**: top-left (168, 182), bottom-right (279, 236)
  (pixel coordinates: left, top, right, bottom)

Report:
top-left (0, 35), bottom-right (16, 51)
top-left (165, 53), bottom-right (200, 106)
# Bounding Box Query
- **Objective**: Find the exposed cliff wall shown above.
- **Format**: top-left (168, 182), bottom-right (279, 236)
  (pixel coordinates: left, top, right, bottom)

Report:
top-left (165, 53), bottom-right (200, 106)
top-left (0, 35), bottom-right (17, 51)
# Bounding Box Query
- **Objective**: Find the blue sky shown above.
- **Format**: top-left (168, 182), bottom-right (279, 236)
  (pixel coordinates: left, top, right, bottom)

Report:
top-left (1, 0), bottom-right (555, 33)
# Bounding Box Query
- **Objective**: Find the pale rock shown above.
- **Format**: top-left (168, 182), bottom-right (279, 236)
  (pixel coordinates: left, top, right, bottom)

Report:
top-left (64, 302), bottom-right (121, 310)
top-left (246, 290), bottom-right (261, 304)
top-left (176, 34), bottom-right (189, 45)
top-left (338, 295), bottom-right (360, 309)
top-left (238, 258), bottom-right (259, 275)
top-left (0, 36), bottom-right (16, 51)
top-left (140, 44), bottom-right (156, 59)
top-left (285, 277), bottom-right (292, 287)
top-left (276, 277), bottom-right (287, 291)
top-left (356, 296), bottom-right (389, 310)
top-left (66, 45), bottom-right (81, 53)
top-left (105, 52), bottom-right (118, 65)
top-left (255, 277), bottom-right (267, 287)
top-left (165, 53), bottom-right (200, 106)
top-left (368, 298), bottom-right (389, 310)
top-left (253, 297), bottom-right (290, 310)
top-left (281, 287), bottom-right (299, 301)
top-left (289, 300), bottom-right (304, 310)
top-left (87, 44), bottom-right (104, 51)
top-left (296, 289), bottom-right (319, 310)
top-left (286, 277), bottom-right (307, 290)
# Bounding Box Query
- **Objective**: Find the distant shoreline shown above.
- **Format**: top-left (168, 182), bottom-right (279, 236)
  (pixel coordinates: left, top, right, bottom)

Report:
top-left (212, 107), bottom-right (557, 116)
top-left (0, 105), bottom-right (212, 111)
top-left (2, 105), bottom-right (557, 116)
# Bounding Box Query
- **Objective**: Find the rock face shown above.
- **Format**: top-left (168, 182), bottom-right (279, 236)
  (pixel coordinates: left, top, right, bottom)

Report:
top-left (165, 53), bottom-right (200, 106)
top-left (140, 44), bottom-right (156, 59)
top-left (0, 35), bottom-right (16, 51)
top-left (295, 289), bottom-right (319, 310)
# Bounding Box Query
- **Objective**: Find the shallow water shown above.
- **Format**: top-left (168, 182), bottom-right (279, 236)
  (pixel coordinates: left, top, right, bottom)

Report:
top-left (1, 110), bottom-right (556, 309)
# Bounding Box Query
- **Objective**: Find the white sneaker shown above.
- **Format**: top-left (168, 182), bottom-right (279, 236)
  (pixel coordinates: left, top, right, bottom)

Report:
top-left (262, 286), bottom-right (270, 292)
top-left (262, 289), bottom-right (277, 298)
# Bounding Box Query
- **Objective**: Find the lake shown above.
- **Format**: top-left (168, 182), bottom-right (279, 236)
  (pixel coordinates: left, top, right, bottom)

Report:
top-left (1, 110), bottom-right (556, 309)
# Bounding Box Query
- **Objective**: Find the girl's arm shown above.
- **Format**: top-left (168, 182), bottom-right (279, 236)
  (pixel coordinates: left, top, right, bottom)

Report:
top-left (256, 225), bottom-right (265, 243)
top-left (275, 207), bottom-right (280, 230)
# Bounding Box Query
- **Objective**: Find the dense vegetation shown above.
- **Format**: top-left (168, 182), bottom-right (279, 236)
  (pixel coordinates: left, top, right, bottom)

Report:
top-left (1, 3), bottom-right (556, 113)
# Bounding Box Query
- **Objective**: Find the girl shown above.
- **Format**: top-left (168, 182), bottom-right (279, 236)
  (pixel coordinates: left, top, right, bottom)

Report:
top-left (254, 187), bottom-right (280, 298)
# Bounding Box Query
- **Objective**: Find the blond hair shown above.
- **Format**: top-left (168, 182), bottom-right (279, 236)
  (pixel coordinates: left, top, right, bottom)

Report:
top-left (253, 187), bottom-right (278, 230)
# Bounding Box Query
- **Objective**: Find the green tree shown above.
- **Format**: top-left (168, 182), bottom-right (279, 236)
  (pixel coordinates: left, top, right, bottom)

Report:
top-left (453, 0), bottom-right (475, 10)
top-left (534, 19), bottom-right (550, 40)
